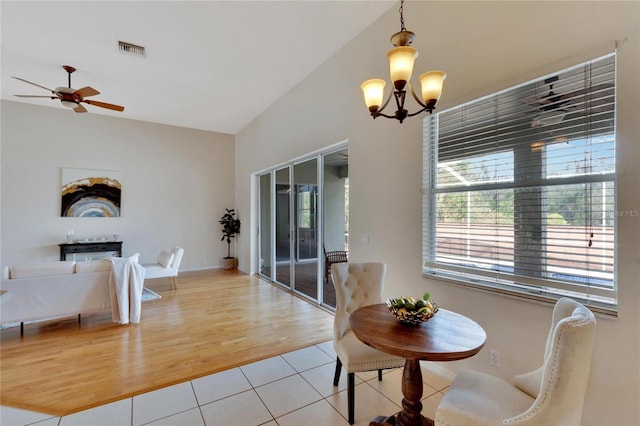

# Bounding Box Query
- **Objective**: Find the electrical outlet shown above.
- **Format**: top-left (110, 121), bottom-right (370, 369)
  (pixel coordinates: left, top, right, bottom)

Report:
top-left (490, 349), bottom-right (501, 367)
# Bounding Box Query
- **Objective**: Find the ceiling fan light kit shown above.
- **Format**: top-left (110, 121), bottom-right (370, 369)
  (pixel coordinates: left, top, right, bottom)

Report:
top-left (531, 110), bottom-right (567, 128)
top-left (361, 0), bottom-right (446, 123)
top-left (12, 65), bottom-right (125, 113)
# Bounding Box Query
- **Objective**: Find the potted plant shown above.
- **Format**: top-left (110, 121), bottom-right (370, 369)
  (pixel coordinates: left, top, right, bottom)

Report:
top-left (219, 208), bottom-right (241, 270)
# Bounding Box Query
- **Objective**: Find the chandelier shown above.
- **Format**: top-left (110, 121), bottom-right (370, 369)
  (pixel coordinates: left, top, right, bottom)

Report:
top-left (361, 0), bottom-right (446, 123)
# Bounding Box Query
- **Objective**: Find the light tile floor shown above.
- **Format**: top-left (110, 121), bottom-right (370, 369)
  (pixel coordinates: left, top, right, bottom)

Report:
top-left (1, 340), bottom-right (451, 426)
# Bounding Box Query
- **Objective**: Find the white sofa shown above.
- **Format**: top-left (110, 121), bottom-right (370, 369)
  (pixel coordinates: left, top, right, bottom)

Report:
top-left (1, 260), bottom-right (113, 331)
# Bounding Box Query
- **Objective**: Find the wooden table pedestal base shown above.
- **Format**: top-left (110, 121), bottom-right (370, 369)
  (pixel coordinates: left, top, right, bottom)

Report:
top-left (369, 359), bottom-right (435, 426)
top-left (370, 414), bottom-right (434, 426)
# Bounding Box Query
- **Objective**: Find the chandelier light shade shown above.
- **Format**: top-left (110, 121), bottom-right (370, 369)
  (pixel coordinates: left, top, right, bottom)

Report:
top-left (361, 0), bottom-right (446, 123)
top-left (361, 79), bottom-right (387, 111)
top-left (388, 46), bottom-right (417, 90)
top-left (419, 70), bottom-right (446, 109)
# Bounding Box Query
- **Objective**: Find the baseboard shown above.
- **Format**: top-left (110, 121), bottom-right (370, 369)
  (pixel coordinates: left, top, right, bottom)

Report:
top-left (422, 361), bottom-right (457, 382)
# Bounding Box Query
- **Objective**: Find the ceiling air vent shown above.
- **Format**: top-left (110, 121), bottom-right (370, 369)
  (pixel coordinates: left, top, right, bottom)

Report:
top-left (118, 41), bottom-right (146, 58)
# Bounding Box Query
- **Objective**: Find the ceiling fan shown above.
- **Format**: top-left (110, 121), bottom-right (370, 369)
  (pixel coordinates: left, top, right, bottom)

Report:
top-left (521, 76), bottom-right (576, 128)
top-left (12, 65), bottom-right (124, 113)
top-left (525, 76), bottom-right (571, 111)
top-left (521, 76), bottom-right (614, 128)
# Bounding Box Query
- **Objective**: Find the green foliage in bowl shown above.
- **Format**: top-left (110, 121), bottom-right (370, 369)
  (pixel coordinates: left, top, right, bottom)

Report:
top-left (386, 292), bottom-right (439, 325)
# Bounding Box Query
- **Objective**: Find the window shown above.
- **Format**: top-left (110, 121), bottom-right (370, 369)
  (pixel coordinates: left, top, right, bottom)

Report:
top-left (297, 185), bottom-right (315, 229)
top-left (423, 53), bottom-right (616, 313)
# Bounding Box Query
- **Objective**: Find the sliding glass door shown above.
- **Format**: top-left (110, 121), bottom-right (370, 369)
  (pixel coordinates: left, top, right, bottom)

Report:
top-left (257, 146), bottom-right (348, 309)
top-left (293, 158), bottom-right (318, 299)
top-left (322, 149), bottom-right (349, 307)
top-left (274, 167), bottom-right (291, 287)
top-left (258, 173), bottom-right (272, 278)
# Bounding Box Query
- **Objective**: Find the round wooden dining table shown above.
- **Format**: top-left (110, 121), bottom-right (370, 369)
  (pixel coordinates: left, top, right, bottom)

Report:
top-left (349, 303), bottom-right (487, 426)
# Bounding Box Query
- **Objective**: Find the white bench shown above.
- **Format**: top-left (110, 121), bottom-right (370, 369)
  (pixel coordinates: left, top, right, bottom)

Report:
top-left (141, 247), bottom-right (184, 289)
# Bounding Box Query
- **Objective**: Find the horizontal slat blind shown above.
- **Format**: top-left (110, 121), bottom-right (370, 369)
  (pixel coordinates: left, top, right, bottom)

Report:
top-left (423, 53), bottom-right (617, 312)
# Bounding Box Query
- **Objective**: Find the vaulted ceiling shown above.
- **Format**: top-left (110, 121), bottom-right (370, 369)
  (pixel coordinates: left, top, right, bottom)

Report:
top-left (1, 1), bottom-right (394, 135)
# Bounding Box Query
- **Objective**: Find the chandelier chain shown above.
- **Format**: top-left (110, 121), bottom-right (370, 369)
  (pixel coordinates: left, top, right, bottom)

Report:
top-left (399, 0), bottom-right (406, 31)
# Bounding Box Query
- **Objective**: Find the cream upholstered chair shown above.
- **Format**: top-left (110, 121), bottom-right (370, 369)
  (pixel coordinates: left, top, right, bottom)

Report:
top-left (435, 297), bottom-right (596, 426)
top-left (142, 247), bottom-right (184, 289)
top-left (331, 262), bottom-right (405, 425)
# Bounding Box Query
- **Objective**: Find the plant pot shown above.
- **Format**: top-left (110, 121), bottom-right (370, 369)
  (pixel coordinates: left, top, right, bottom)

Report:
top-left (222, 257), bottom-right (237, 270)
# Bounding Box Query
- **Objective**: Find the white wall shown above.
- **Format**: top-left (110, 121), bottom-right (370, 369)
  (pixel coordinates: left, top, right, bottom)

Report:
top-left (1, 100), bottom-right (235, 270)
top-left (235, 2), bottom-right (640, 425)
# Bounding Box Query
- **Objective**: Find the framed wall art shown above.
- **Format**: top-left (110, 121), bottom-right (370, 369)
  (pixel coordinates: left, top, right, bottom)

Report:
top-left (61, 168), bottom-right (122, 217)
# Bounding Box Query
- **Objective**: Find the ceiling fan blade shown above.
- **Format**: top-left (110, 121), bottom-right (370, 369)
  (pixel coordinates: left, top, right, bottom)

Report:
top-left (14, 94), bottom-right (58, 99)
top-left (73, 104), bottom-right (88, 113)
top-left (558, 83), bottom-right (615, 104)
top-left (12, 76), bottom-right (55, 93)
top-left (74, 86), bottom-right (100, 98)
top-left (83, 99), bottom-right (125, 112)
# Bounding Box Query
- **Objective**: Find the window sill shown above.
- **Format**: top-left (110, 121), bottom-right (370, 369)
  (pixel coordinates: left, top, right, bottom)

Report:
top-left (422, 270), bottom-right (618, 318)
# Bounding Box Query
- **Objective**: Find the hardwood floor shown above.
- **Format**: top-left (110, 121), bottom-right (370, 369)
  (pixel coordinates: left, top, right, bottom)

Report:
top-left (0, 269), bottom-right (334, 416)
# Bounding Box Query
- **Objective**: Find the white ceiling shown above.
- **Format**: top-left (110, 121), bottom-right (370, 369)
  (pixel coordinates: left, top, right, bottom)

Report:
top-left (1, 1), bottom-right (394, 135)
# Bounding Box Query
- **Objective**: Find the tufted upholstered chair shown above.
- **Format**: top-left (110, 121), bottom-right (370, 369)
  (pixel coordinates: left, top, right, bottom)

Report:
top-left (331, 262), bottom-right (405, 425)
top-left (435, 297), bottom-right (596, 426)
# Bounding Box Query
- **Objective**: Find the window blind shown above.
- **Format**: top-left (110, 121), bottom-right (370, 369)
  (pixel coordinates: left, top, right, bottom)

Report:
top-left (423, 53), bottom-right (617, 312)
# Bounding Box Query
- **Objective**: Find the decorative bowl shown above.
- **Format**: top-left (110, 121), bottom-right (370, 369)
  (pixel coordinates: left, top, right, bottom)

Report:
top-left (386, 297), bottom-right (439, 325)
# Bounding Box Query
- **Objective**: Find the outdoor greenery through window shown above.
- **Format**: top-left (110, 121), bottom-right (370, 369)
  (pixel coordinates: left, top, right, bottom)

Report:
top-left (423, 53), bottom-right (617, 313)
